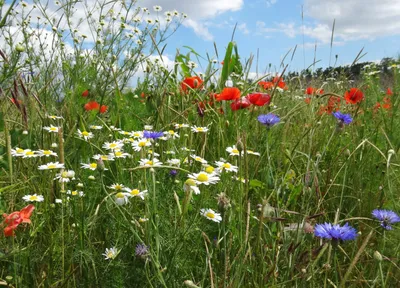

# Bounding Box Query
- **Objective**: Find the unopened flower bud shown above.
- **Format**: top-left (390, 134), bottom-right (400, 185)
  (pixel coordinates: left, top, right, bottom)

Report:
top-left (96, 158), bottom-right (105, 172)
top-left (374, 251), bottom-right (383, 262)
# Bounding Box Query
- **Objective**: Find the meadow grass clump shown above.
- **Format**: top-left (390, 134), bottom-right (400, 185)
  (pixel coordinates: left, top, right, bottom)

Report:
top-left (1, 1), bottom-right (400, 287)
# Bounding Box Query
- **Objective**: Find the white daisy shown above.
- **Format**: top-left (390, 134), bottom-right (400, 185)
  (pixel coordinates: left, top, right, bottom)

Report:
top-left (112, 150), bottom-right (131, 158)
top-left (11, 147), bottom-right (25, 157)
top-left (93, 154), bottom-right (115, 161)
top-left (174, 123), bottom-right (190, 129)
top-left (200, 208), bottom-right (222, 223)
top-left (153, 5), bottom-right (162, 11)
top-left (37, 149), bottom-right (58, 157)
top-left (167, 158), bottom-right (181, 166)
top-left (54, 170), bottom-right (75, 182)
top-left (204, 165), bottom-right (216, 174)
top-left (77, 129), bottom-right (94, 141)
top-left (89, 125), bottom-right (103, 130)
top-left (102, 141), bottom-right (124, 151)
top-left (38, 162), bottom-right (65, 170)
top-left (147, 149), bottom-right (160, 157)
top-left (138, 158), bottom-right (162, 167)
top-left (191, 126), bottom-right (209, 133)
top-left (119, 130), bottom-right (131, 136)
top-left (164, 130), bottom-right (180, 139)
top-left (132, 138), bottom-right (151, 151)
top-left (43, 125), bottom-right (60, 133)
top-left (114, 192), bottom-right (130, 206)
top-left (190, 154), bottom-right (208, 164)
top-left (183, 179), bottom-right (200, 195)
top-left (81, 162), bottom-right (98, 170)
top-left (22, 194), bottom-right (44, 202)
top-left (124, 187), bottom-right (148, 200)
top-left (215, 161), bottom-right (238, 173)
top-left (103, 247), bottom-right (119, 260)
top-left (245, 150), bottom-right (261, 156)
top-left (66, 190), bottom-right (84, 197)
top-left (108, 183), bottom-right (125, 191)
top-left (188, 171), bottom-right (220, 186)
top-left (130, 131), bottom-right (144, 138)
top-left (226, 145), bottom-right (240, 156)
top-left (164, 150), bottom-right (176, 155)
top-left (47, 115), bottom-right (63, 120)
top-left (22, 149), bottom-right (39, 158)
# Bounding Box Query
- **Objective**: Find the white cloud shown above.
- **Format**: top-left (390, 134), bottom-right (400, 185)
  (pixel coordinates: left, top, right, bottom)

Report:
top-left (237, 23), bottom-right (249, 35)
top-left (256, 21), bottom-right (296, 38)
top-left (304, 0), bottom-right (400, 42)
top-left (138, 0), bottom-right (244, 40)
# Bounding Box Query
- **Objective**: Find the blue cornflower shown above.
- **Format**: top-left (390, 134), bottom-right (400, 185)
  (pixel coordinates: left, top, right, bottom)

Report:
top-left (169, 169), bottom-right (178, 177)
top-left (143, 131), bottom-right (164, 139)
top-left (332, 111), bottom-right (352, 125)
top-left (372, 209), bottom-right (400, 230)
top-left (314, 222), bottom-right (357, 241)
top-left (257, 113), bottom-right (280, 128)
top-left (135, 243), bottom-right (149, 257)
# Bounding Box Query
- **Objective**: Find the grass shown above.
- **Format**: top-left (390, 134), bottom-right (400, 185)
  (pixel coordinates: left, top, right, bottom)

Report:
top-left (1, 1), bottom-right (400, 287)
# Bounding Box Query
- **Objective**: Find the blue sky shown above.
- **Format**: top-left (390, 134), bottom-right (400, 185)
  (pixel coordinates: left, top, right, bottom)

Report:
top-left (154, 0), bottom-right (400, 74)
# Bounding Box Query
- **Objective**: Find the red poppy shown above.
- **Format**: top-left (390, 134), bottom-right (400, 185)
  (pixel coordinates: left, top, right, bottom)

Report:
top-left (258, 81), bottom-right (274, 90)
top-left (344, 88), bottom-right (364, 104)
top-left (304, 97), bottom-right (312, 104)
top-left (319, 96), bottom-right (341, 114)
top-left (82, 90), bottom-right (89, 97)
top-left (246, 93), bottom-right (271, 106)
top-left (84, 101), bottom-right (100, 111)
top-left (305, 87), bottom-right (324, 95)
top-left (140, 92), bottom-right (146, 98)
top-left (181, 76), bottom-right (203, 93)
top-left (3, 204), bottom-right (35, 237)
top-left (386, 88), bottom-right (393, 96)
top-left (231, 97), bottom-right (251, 111)
top-left (100, 105), bottom-right (108, 114)
top-left (216, 87), bottom-right (241, 101)
top-left (273, 76), bottom-right (287, 89)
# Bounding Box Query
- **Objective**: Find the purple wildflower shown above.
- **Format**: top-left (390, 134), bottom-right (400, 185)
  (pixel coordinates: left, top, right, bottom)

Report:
top-left (332, 111), bottom-right (353, 125)
top-left (372, 209), bottom-right (400, 230)
top-left (169, 169), bottom-right (178, 177)
top-left (257, 113), bottom-right (280, 128)
top-left (135, 244), bottom-right (149, 257)
top-left (143, 131), bottom-right (164, 139)
top-left (314, 222), bottom-right (357, 241)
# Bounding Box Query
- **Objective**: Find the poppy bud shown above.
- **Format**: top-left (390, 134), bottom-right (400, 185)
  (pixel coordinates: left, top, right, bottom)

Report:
top-left (373, 251), bottom-right (383, 262)
top-left (82, 90), bottom-right (89, 97)
top-left (96, 158), bottom-right (105, 172)
top-left (15, 44), bottom-right (25, 53)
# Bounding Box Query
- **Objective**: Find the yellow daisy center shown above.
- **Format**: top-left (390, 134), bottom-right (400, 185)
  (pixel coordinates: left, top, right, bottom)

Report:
top-left (115, 185), bottom-right (122, 190)
top-left (232, 149), bottom-right (239, 154)
top-left (115, 151), bottom-right (122, 156)
top-left (71, 191), bottom-right (78, 196)
top-left (139, 141), bottom-right (146, 147)
top-left (168, 130), bottom-right (174, 135)
top-left (196, 127), bottom-right (204, 132)
top-left (146, 161), bottom-right (153, 165)
top-left (43, 150), bottom-right (52, 155)
top-left (185, 179), bottom-right (196, 186)
top-left (16, 148), bottom-right (24, 153)
top-left (206, 212), bottom-right (215, 219)
top-left (205, 166), bottom-right (214, 174)
top-left (101, 155), bottom-right (108, 160)
top-left (197, 173), bottom-right (208, 182)
top-left (222, 163), bottom-right (231, 169)
top-left (106, 251), bottom-right (114, 258)
top-left (25, 151), bottom-right (34, 156)
top-left (116, 192), bottom-right (125, 198)
top-left (61, 171), bottom-right (69, 178)
top-left (82, 131), bottom-right (89, 136)
top-left (29, 195), bottom-right (38, 201)
top-left (130, 189), bottom-right (140, 195)
top-left (109, 143), bottom-right (117, 148)
top-left (90, 163), bottom-right (97, 169)
top-left (47, 164), bottom-right (57, 169)
top-left (50, 127), bottom-right (57, 131)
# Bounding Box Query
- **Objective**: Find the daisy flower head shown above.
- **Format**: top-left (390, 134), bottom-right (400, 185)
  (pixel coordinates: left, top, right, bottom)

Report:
top-left (147, 149), bottom-right (160, 157)
top-left (200, 208), bottom-right (222, 223)
top-left (93, 154), bottom-right (115, 161)
top-left (144, 125), bottom-right (153, 130)
top-left (143, 131), bottom-right (164, 140)
top-left (38, 162), bottom-right (65, 170)
top-left (190, 154), bottom-right (208, 165)
top-left (54, 170), bottom-right (75, 183)
top-left (188, 171), bottom-right (220, 186)
top-left (102, 141), bottom-right (124, 151)
top-left (174, 123), bottom-right (189, 129)
top-left (215, 160), bottom-right (238, 173)
top-left (372, 209), bottom-right (400, 230)
top-left (47, 115), bottom-right (63, 120)
top-left (119, 130), bottom-right (131, 137)
top-left (112, 150), bottom-right (131, 158)
top-left (37, 149), bottom-right (58, 157)
top-left (184, 179), bottom-right (200, 195)
top-left (132, 138), bottom-right (151, 151)
top-left (11, 147), bottom-right (25, 157)
top-left (314, 222), bottom-right (357, 241)
top-left (77, 129), bottom-right (94, 141)
top-left (226, 145), bottom-right (240, 156)
top-left (164, 130), bottom-right (180, 139)
top-left (124, 187), bottom-right (148, 200)
top-left (191, 126), bottom-right (209, 133)
top-left (258, 113), bottom-right (280, 128)
top-left (167, 158), bottom-right (181, 166)
top-left (130, 131), bottom-right (144, 138)
top-left (67, 190), bottom-right (84, 197)
top-left (153, 5), bottom-right (162, 11)
top-left (23, 194), bottom-right (44, 202)
top-left (22, 149), bottom-right (39, 158)
top-left (109, 183), bottom-right (125, 191)
top-left (139, 158), bottom-right (162, 167)
top-left (81, 162), bottom-right (98, 171)
top-left (103, 247), bottom-right (119, 260)
top-left (89, 125), bottom-right (103, 130)
top-left (245, 150), bottom-right (261, 156)
top-left (43, 125), bottom-right (60, 133)
top-left (114, 192), bottom-right (130, 206)
top-left (204, 165), bottom-right (216, 174)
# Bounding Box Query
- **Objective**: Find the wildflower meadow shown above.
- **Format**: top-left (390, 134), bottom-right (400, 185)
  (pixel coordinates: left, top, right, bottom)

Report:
top-left (1, 1), bottom-right (400, 287)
